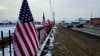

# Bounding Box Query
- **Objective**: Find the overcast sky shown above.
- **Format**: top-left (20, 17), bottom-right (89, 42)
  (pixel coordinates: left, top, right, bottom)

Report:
top-left (0, 0), bottom-right (100, 23)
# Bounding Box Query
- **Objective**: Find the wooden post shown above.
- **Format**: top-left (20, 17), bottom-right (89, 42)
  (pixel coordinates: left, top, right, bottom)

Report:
top-left (1, 31), bottom-right (4, 56)
top-left (9, 30), bottom-right (12, 56)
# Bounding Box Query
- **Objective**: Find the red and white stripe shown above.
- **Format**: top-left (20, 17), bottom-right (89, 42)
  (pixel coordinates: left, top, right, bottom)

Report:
top-left (13, 21), bottom-right (39, 56)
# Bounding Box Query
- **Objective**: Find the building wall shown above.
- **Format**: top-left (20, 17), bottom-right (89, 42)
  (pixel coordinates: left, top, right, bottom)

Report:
top-left (90, 18), bottom-right (100, 25)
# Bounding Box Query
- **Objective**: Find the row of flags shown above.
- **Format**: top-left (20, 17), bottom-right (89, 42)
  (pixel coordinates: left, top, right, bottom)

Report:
top-left (13, 0), bottom-right (54, 56)
top-left (42, 13), bottom-right (53, 37)
top-left (42, 13), bottom-right (48, 37)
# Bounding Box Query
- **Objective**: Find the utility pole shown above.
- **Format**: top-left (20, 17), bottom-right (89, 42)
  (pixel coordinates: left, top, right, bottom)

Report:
top-left (91, 12), bottom-right (92, 18)
top-left (49, 0), bottom-right (55, 25)
top-left (53, 11), bottom-right (55, 24)
top-left (90, 12), bottom-right (93, 25)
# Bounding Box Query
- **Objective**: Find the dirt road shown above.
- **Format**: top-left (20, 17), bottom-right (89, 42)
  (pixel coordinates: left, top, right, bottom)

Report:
top-left (52, 26), bottom-right (100, 56)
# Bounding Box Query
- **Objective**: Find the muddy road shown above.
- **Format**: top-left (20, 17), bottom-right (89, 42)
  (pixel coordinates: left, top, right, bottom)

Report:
top-left (52, 26), bottom-right (100, 56)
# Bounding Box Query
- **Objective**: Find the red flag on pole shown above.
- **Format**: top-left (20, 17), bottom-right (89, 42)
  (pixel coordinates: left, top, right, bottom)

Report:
top-left (42, 13), bottom-right (48, 37)
top-left (12, 0), bottom-right (39, 56)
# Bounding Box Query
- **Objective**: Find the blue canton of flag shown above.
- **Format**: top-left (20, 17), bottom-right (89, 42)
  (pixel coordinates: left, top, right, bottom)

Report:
top-left (19, 0), bottom-right (33, 23)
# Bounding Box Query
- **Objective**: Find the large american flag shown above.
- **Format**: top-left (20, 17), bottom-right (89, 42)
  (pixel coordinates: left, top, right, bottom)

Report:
top-left (12, 0), bottom-right (39, 56)
top-left (42, 13), bottom-right (48, 37)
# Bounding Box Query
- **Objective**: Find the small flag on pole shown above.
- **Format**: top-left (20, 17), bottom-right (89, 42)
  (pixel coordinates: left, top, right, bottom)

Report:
top-left (47, 20), bottom-right (52, 32)
top-left (42, 13), bottom-right (48, 37)
top-left (12, 0), bottom-right (39, 56)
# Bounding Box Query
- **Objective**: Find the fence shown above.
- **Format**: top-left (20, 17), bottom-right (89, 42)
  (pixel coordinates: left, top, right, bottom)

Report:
top-left (0, 26), bottom-right (51, 56)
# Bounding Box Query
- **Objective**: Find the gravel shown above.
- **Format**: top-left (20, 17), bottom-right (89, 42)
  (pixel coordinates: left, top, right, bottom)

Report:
top-left (52, 26), bottom-right (100, 56)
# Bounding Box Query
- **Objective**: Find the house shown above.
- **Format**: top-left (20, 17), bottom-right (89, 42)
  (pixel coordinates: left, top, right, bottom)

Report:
top-left (79, 20), bottom-right (89, 24)
top-left (90, 18), bottom-right (100, 25)
top-left (0, 20), bottom-right (16, 25)
top-left (0, 20), bottom-right (9, 25)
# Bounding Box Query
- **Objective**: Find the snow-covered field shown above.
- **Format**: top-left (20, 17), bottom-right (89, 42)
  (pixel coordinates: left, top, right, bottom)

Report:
top-left (0, 25), bottom-right (43, 39)
top-left (0, 26), bottom-right (15, 38)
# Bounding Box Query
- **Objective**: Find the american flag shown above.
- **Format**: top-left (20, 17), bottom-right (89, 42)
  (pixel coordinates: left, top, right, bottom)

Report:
top-left (42, 13), bottom-right (47, 37)
top-left (12, 0), bottom-right (39, 56)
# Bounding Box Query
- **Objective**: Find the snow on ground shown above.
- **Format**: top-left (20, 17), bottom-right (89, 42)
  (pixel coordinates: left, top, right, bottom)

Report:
top-left (0, 44), bottom-right (14, 56)
top-left (37, 27), bottom-right (56, 56)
